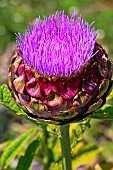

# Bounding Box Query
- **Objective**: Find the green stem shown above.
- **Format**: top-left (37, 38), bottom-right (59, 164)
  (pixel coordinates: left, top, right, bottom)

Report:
top-left (60, 124), bottom-right (72, 170)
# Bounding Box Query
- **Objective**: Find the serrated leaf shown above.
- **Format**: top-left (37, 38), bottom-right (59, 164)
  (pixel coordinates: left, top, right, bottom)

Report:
top-left (0, 84), bottom-right (47, 128)
top-left (0, 84), bottom-right (24, 113)
top-left (90, 104), bottom-right (113, 120)
top-left (17, 139), bottom-right (40, 170)
top-left (0, 128), bottom-right (37, 169)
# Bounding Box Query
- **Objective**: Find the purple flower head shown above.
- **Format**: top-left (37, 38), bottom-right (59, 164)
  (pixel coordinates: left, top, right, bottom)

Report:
top-left (16, 10), bottom-right (97, 77)
top-left (9, 10), bottom-right (113, 124)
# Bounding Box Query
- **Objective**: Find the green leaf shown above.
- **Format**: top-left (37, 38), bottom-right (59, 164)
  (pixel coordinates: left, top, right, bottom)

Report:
top-left (90, 104), bottom-right (113, 120)
top-left (72, 143), bottom-right (101, 169)
top-left (0, 128), bottom-right (37, 169)
top-left (17, 139), bottom-right (40, 170)
top-left (107, 89), bottom-right (113, 100)
top-left (0, 84), bottom-right (24, 114)
top-left (71, 120), bottom-right (91, 148)
top-left (0, 84), bottom-right (47, 128)
top-left (101, 163), bottom-right (113, 170)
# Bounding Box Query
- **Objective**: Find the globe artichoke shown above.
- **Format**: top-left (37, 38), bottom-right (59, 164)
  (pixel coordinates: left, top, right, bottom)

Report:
top-left (8, 11), bottom-right (113, 125)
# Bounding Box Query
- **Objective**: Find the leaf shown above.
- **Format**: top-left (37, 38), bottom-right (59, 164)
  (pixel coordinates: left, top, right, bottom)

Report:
top-left (17, 139), bottom-right (40, 170)
top-left (107, 89), bottom-right (113, 100)
top-left (72, 143), bottom-right (101, 169)
top-left (101, 163), bottom-right (113, 170)
top-left (0, 84), bottom-right (24, 114)
top-left (0, 84), bottom-right (47, 128)
top-left (0, 128), bottom-right (37, 169)
top-left (90, 104), bottom-right (113, 120)
top-left (90, 90), bottom-right (113, 120)
top-left (76, 143), bottom-right (98, 157)
top-left (71, 120), bottom-right (91, 148)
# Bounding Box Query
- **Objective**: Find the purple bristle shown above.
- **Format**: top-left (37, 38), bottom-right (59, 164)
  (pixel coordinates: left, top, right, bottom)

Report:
top-left (16, 11), bottom-right (97, 76)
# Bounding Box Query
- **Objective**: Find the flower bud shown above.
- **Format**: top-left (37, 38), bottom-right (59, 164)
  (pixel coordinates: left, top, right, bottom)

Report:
top-left (8, 11), bottom-right (113, 124)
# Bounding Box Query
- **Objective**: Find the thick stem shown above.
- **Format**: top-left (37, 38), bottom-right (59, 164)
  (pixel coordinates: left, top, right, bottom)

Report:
top-left (60, 124), bottom-right (72, 170)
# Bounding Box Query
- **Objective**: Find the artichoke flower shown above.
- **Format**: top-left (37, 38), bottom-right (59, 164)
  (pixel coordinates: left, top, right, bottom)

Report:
top-left (8, 11), bottom-right (113, 125)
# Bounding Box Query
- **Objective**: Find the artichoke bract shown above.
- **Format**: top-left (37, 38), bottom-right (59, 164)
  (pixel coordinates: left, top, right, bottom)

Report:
top-left (8, 11), bottom-right (113, 125)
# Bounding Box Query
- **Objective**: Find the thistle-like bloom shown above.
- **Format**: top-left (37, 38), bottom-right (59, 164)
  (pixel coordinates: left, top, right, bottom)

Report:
top-left (8, 11), bottom-right (113, 124)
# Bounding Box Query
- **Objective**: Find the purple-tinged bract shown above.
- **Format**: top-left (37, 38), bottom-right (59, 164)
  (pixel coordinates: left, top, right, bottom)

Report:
top-left (8, 11), bottom-right (113, 125)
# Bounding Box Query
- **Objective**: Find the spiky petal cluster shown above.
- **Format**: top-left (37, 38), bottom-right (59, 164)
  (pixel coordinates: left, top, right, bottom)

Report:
top-left (16, 11), bottom-right (97, 76)
top-left (8, 11), bottom-right (113, 125)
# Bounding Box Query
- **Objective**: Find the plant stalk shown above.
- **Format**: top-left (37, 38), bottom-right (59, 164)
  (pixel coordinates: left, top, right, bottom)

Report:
top-left (60, 124), bottom-right (72, 170)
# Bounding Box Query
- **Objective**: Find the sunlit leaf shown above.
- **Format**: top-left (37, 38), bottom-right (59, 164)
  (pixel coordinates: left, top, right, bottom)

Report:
top-left (90, 104), bottom-right (113, 120)
top-left (0, 84), bottom-right (24, 114)
top-left (0, 128), bottom-right (37, 169)
top-left (106, 89), bottom-right (113, 100)
top-left (72, 143), bottom-right (101, 169)
top-left (0, 84), bottom-right (47, 128)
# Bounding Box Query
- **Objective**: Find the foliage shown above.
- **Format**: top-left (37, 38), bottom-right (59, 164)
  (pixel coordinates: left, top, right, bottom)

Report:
top-left (0, 84), bottom-right (47, 128)
top-left (0, 84), bottom-right (113, 169)
top-left (0, 128), bottom-right (38, 169)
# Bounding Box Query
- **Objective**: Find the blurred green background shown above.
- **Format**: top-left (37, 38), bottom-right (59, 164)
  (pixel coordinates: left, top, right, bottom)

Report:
top-left (0, 0), bottom-right (113, 169)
